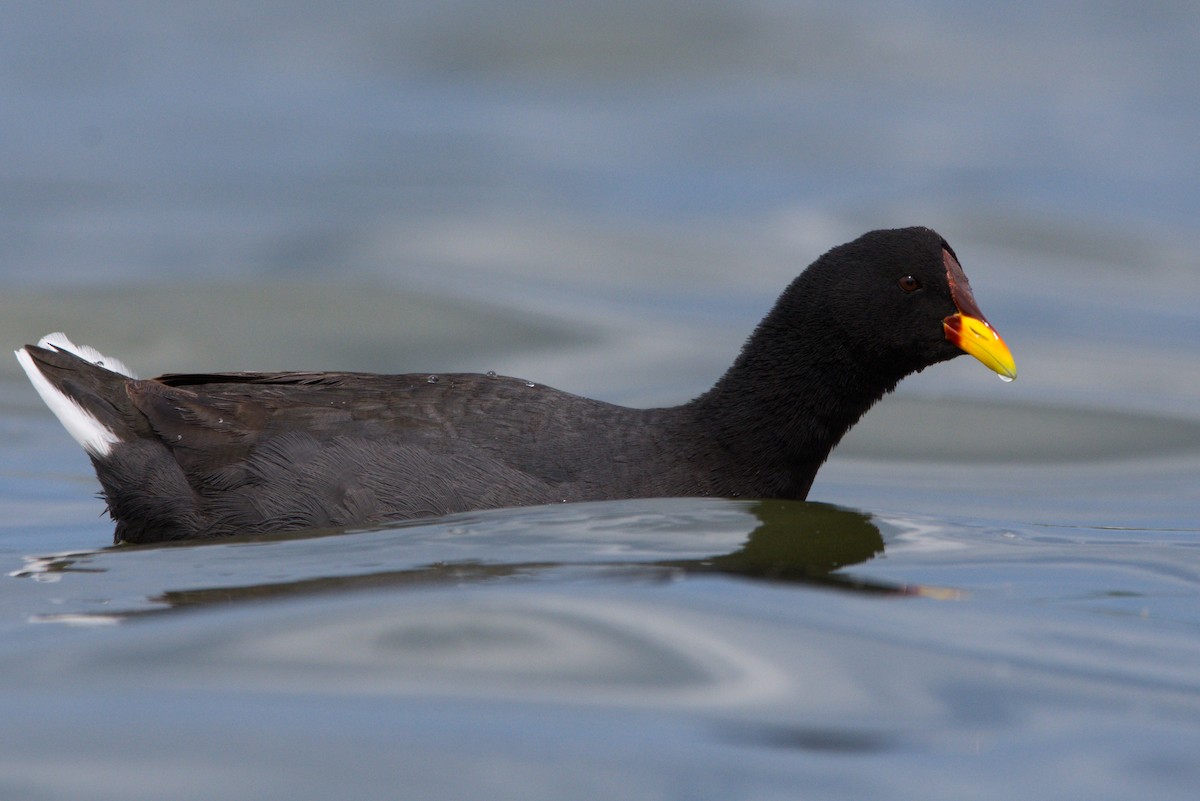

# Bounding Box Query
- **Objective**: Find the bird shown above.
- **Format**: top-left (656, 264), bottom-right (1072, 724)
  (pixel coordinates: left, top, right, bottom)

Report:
top-left (17, 226), bottom-right (1015, 544)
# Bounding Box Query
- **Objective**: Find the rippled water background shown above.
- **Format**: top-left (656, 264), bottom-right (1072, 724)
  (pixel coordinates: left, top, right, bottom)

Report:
top-left (2, 2), bottom-right (1199, 799)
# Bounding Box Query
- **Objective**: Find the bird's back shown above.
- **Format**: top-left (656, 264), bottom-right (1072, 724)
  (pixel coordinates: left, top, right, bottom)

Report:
top-left (19, 339), bottom-right (675, 541)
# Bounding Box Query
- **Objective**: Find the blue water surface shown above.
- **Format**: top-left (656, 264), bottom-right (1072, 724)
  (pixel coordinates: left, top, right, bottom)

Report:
top-left (1, 3), bottom-right (1198, 800)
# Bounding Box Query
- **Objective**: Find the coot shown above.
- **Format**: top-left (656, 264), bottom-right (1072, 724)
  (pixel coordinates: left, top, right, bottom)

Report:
top-left (17, 227), bottom-right (1015, 543)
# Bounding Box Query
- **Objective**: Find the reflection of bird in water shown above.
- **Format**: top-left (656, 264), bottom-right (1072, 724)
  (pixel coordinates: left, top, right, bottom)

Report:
top-left (18, 499), bottom-right (966, 626)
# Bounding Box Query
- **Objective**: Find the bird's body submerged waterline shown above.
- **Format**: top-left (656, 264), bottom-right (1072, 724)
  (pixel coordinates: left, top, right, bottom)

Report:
top-left (17, 227), bottom-right (1015, 544)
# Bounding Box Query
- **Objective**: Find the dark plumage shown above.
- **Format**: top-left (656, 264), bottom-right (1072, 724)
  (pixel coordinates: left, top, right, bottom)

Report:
top-left (17, 226), bottom-right (1015, 543)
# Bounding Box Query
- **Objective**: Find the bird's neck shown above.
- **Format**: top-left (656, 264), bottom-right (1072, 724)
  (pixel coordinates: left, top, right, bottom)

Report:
top-left (684, 288), bottom-right (904, 498)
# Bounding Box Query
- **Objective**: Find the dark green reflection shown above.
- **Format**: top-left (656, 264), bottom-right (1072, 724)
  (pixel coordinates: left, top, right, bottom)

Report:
top-left (685, 501), bottom-right (884, 584)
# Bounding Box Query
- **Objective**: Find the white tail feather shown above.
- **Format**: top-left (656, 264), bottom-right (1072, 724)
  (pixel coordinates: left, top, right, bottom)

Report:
top-left (14, 333), bottom-right (134, 458)
top-left (36, 332), bottom-right (135, 378)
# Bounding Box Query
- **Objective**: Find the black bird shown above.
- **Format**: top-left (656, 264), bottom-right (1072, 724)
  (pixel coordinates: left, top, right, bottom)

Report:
top-left (17, 227), bottom-right (1015, 544)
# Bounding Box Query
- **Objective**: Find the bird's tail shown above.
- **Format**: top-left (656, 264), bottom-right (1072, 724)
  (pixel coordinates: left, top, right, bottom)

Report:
top-left (15, 333), bottom-right (142, 457)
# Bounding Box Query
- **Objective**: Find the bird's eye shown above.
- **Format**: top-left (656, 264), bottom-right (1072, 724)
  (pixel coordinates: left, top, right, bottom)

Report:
top-left (898, 275), bottom-right (921, 293)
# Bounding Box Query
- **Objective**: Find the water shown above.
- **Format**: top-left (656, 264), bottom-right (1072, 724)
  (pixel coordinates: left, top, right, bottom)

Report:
top-left (2, 2), bottom-right (1199, 800)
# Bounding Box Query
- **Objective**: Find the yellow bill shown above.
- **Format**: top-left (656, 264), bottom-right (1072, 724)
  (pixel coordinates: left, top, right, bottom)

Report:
top-left (944, 313), bottom-right (1017, 381)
